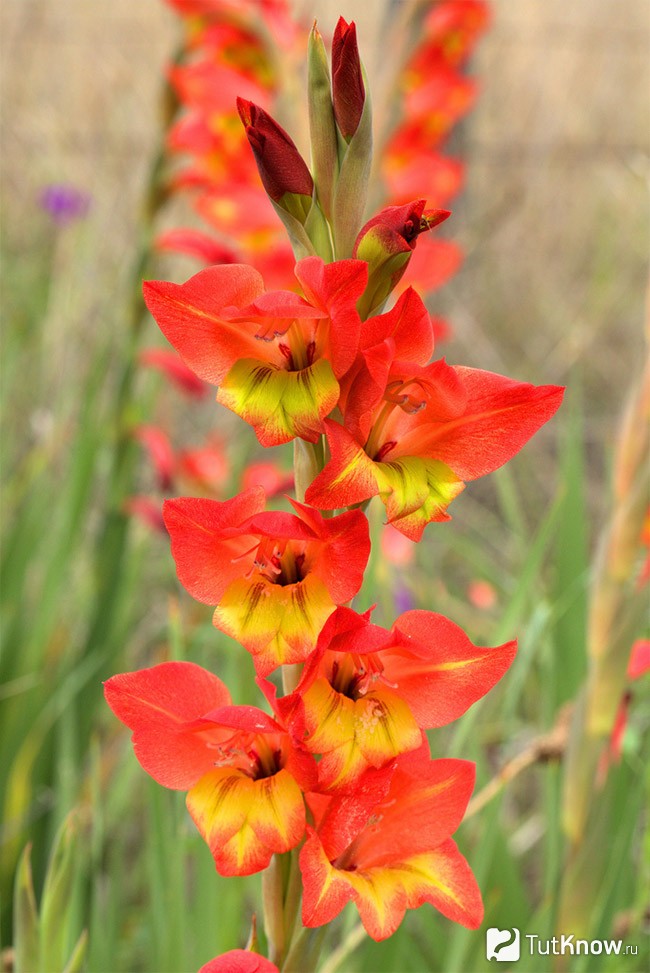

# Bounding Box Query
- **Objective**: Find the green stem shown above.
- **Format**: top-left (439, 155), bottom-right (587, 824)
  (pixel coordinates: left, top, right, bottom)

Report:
top-left (281, 924), bottom-right (328, 973)
top-left (262, 854), bottom-right (287, 966)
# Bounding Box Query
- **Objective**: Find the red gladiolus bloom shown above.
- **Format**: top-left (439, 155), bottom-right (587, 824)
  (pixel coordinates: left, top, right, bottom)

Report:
top-left (418, 0), bottom-right (490, 70)
top-left (143, 257), bottom-right (367, 447)
top-left (133, 425), bottom-right (175, 491)
top-left (104, 662), bottom-right (316, 877)
top-left (300, 743), bottom-right (483, 940)
top-left (242, 461), bottom-right (294, 497)
top-left (176, 440), bottom-right (230, 496)
top-left (163, 488), bottom-right (371, 676)
top-left (306, 311), bottom-right (565, 539)
top-left (200, 952), bottom-right (279, 973)
top-left (277, 607), bottom-right (516, 791)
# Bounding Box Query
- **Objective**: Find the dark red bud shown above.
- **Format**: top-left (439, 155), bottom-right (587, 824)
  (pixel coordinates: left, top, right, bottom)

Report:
top-left (236, 98), bottom-right (314, 202)
top-left (331, 17), bottom-right (365, 140)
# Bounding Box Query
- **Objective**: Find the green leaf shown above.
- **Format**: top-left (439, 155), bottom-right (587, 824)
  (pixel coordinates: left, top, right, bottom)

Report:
top-left (40, 812), bottom-right (81, 971)
top-left (13, 843), bottom-right (39, 973)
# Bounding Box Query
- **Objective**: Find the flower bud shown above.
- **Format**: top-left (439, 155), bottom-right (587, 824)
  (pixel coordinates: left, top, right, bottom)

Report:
top-left (237, 98), bottom-right (314, 222)
top-left (308, 23), bottom-right (338, 221)
top-left (353, 200), bottom-right (451, 318)
top-left (332, 17), bottom-right (365, 141)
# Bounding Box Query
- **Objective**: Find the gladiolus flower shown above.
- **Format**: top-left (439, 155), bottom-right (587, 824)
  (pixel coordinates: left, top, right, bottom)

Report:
top-left (104, 662), bottom-right (316, 876)
top-left (200, 952), bottom-right (278, 973)
top-left (143, 257), bottom-right (367, 447)
top-left (163, 488), bottom-right (370, 676)
top-left (176, 441), bottom-right (230, 496)
top-left (155, 227), bottom-right (241, 266)
top-left (331, 17), bottom-right (365, 141)
top-left (300, 743), bottom-right (483, 939)
top-left (278, 607), bottom-right (516, 790)
top-left (307, 329), bottom-right (565, 539)
top-left (242, 461), bottom-right (294, 497)
top-left (133, 425), bottom-right (175, 491)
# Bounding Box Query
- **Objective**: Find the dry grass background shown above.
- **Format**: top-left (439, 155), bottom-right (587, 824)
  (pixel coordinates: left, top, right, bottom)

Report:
top-left (2, 0), bottom-right (649, 507)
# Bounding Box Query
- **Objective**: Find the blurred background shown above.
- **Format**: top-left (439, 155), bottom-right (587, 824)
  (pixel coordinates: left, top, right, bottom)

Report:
top-left (1, 1), bottom-right (648, 971)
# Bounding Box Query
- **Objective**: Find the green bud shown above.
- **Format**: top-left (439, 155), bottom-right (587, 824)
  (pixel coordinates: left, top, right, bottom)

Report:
top-left (308, 24), bottom-right (339, 222)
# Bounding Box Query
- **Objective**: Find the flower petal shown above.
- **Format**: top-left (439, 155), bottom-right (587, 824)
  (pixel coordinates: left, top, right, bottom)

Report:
top-left (348, 840), bottom-right (483, 940)
top-left (386, 610), bottom-right (517, 726)
top-left (187, 768), bottom-right (305, 876)
top-left (103, 662), bottom-right (232, 789)
top-left (218, 358), bottom-right (339, 446)
top-left (199, 951), bottom-right (279, 973)
top-left (399, 367), bottom-right (565, 479)
top-left (294, 257), bottom-right (367, 377)
top-left (306, 420), bottom-right (381, 510)
top-left (143, 265), bottom-right (265, 384)
top-left (375, 455), bottom-right (465, 540)
top-left (214, 574), bottom-right (336, 676)
top-left (163, 490), bottom-right (267, 604)
top-left (301, 680), bottom-right (421, 790)
top-left (353, 758), bottom-right (476, 868)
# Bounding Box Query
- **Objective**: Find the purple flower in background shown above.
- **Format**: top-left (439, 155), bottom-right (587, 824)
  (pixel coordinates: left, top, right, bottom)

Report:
top-left (394, 582), bottom-right (414, 615)
top-left (39, 184), bottom-right (91, 225)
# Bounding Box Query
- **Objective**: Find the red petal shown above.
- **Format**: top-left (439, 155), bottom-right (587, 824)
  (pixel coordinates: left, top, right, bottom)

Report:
top-left (163, 490), bottom-right (266, 604)
top-left (399, 368), bottom-right (565, 479)
top-left (103, 662), bottom-right (232, 789)
top-left (294, 257), bottom-right (367, 377)
top-left (199, 951), bottom-right (278, 973)
top-left (288, 500), bottom-right (371, 603)
top-left (353, 758), bottom-right (476, 868)
top-left (300, 828), bottom-right (354, 928)
top-left (361, 287), bottom-right (434, 364)
top-left (305, 420), bottom-right (380, 510)
top-left (386, 610), bottom-right (517, 726)
top-left (143, 265), bottom-right (266, 385)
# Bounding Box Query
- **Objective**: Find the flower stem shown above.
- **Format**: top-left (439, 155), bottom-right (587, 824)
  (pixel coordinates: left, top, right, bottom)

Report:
top-left (281, 924), bottom-right (328, 973)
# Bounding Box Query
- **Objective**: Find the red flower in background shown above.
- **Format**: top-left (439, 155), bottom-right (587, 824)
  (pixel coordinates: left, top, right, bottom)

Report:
top-left (200, 952), bottom-right (279, 973)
